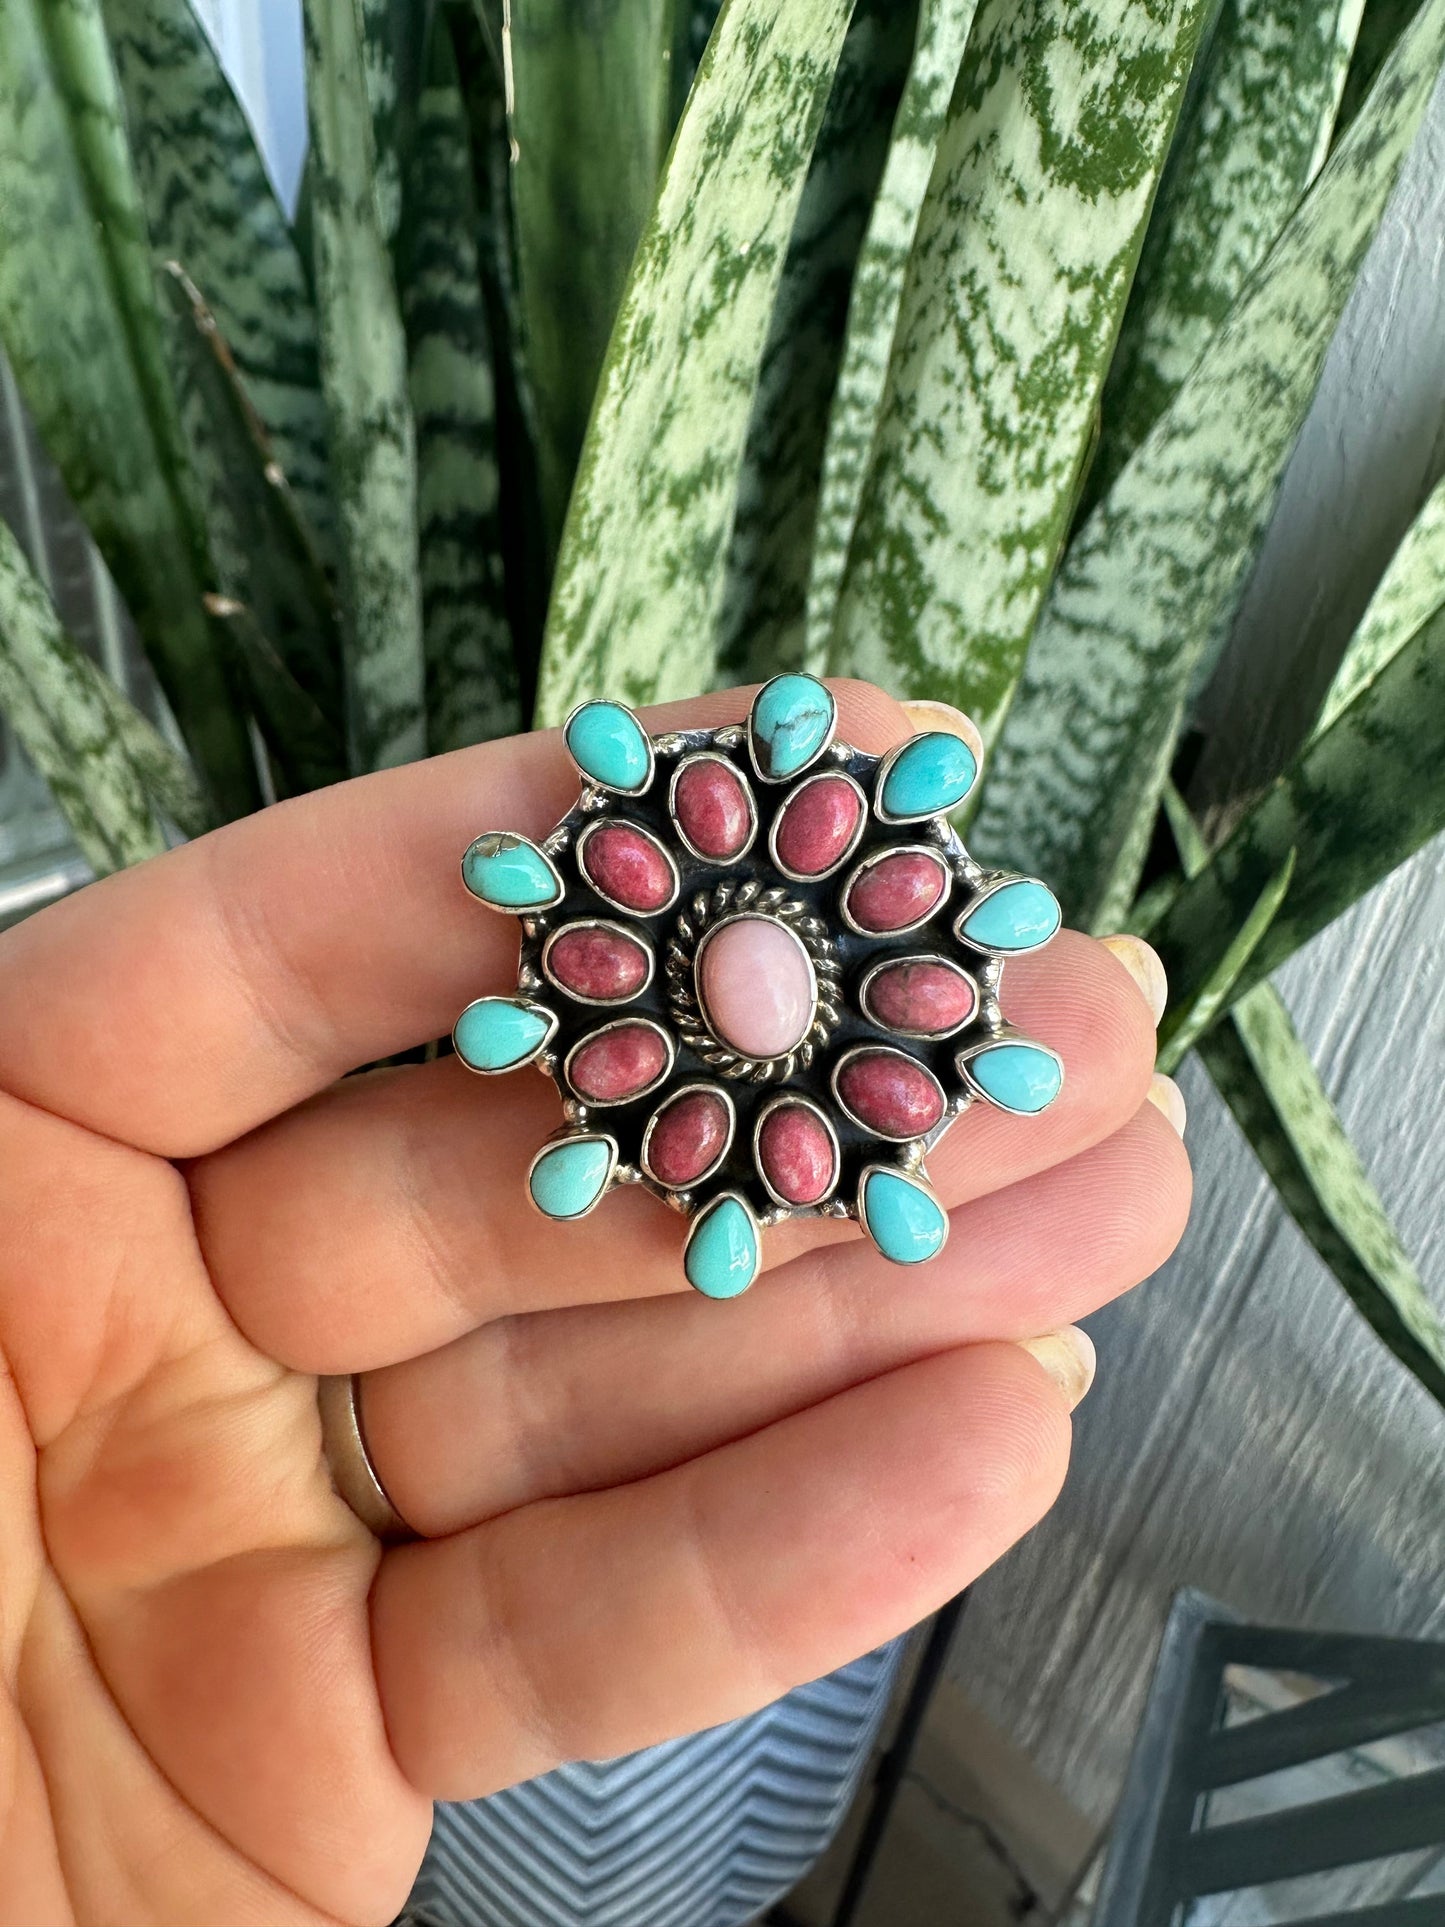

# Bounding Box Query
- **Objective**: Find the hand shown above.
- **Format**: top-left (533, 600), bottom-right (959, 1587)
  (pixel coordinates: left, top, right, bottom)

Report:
top-left (0, 682), bottom-right (1189, 1925)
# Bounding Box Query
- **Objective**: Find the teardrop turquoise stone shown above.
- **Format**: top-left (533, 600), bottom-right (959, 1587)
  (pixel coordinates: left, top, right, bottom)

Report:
top-left (454, 997), bottom-right (552, 1071)
top-left (750, 674), bottom-right (836, 780)
top-left (529, 1136), bottom-right (615, 1219)
top-left (957, 879), bottom-right (1060, 953)
top-left (564, 700), bottom-right (652, 793)
top-left (860, 1168), bottom-right (948, 1265)
top-left (964, 1041), bottom-right (1063, 1114)
top-left (462, 833), bottom-right (562, 910)
top-left (880, 732), bottom-right (978, 819)
top-left (684, 1194), bottom-right (760, 1298)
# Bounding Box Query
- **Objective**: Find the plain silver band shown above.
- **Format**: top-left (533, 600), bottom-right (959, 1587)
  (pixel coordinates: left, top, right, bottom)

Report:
top-left (317, 1373), bottom-right (416, 1543)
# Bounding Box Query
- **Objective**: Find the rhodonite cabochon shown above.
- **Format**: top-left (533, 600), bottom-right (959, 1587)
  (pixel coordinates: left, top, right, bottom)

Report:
top-left (457, 676), bottom-right (1062, 1293)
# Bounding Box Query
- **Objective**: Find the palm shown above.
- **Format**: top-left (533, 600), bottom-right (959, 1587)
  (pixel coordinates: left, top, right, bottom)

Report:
top-left (0, 685), bottom-right (1188, 1925)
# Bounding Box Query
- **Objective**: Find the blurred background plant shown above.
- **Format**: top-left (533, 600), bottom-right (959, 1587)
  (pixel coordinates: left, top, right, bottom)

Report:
top-left (0, 0), bottom-right (1442, 1412)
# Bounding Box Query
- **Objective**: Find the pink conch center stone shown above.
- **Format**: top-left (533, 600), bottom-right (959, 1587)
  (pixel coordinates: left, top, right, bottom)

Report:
top-left (698, 916), bottom-right (815, 1060)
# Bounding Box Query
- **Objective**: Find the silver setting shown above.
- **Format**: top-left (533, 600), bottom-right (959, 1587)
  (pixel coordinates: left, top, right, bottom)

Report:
top-left (872, 731), bottom-right (979, 826)
top-left (575, 816), bottom-right (681, 917)
top-left (563, 1015), bottom-right (676, 1107)
top-left (562, 699), bottom-right (655, 797)
top-left (752, 1092), bottom-right (840, 1209)
top-left (683, 1189), bottom-right (762, 1296)
top-left (954, 1033), bottom-right (1065, 1114)
top-left (857, 952), bottom-right (979, 1040)
top-left (667, 750), bottom-right (759, 865)
top-left (952, 874), bottom-right (1062, 954)
top-left (640, 1081), bottom-right (737, 1190)
top-left (746, 673), bottom-right (838, 784)
top-left (666, 881), bottom-right (840, 1081)
top-left (856, 1161), bottom-right (950, 1265)
top-left (838, 842), bottom-right (953, 937)
top-left (541, 917), bottom-right (656, 1006)
top-left (526, 1129), bottom-right (620, 1219)
top-left (461, 832), bottom-right (564, 912)
top-left (831, 1043), bottom-right (949, 1144)
top-left (766, 768), bottom-right (868, 882)
top-left (452, 995), bottom-right (560, 1074)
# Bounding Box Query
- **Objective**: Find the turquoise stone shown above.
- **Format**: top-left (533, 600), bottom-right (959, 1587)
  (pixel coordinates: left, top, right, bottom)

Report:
top-left (956, 878), bottom-right (1061, 953)
top-left (462, 832), bottom-right (562, 910)
top-left (750, 674), bottom-right (836, 781)
top-left (453, 996), bottom-right (554, 1071)
top-left (564, 700), bottom-right (652, 794)
top-left (684, 1193), bottom-right (760, 1299)
top-left (963, 1041), bottom-right (1063, 1114)
top-left (879, 732), bottom-right (978, 820)
top-left (529, 1135), bottom-right (616, 1219)
top-left (859, 1168), bottom-right (948, 1266)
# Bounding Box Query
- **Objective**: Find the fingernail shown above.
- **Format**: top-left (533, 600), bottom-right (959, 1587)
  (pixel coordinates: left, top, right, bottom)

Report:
top-left (1147, 1071), bottom-right (1187, 1138)
top-left (901, 699), bottom-right (985, 775)
top-left (1016, 1327), bottom-right (1096, 1411)
top-left (1100, 933), bottom-right (1168, 1026)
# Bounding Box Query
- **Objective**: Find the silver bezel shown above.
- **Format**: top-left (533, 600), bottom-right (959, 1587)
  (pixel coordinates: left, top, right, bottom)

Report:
top-left (563, 1014), bottom-right (676, 1107)
top-left (526, 1130), bottom-right (620, 1220)
top-left (575, 816), bottom-right (681, 917)
top-left (562, 698), bottom-right (655, 797)
top-left (952, 875), bottom-right (1062, 954)
top-left (667, 751), bottom-right (758, 865)
top-left (871, 731), bottom-right (978, 826)
top-left (857, 952), bottom-right (979, 1040)
top-left (751, 1092), bottom-right (841, 1208)
top-left (954, 1033), bottom-right (1065, 1114)
top-left (766, 768), bottom-right (868, 882)
top-left (746, 673), bottom-right (838, 784)
top-left (831, 1043), bottom-right (948, 1144)
top-left (452, 995), bottom-right (559, 1074)
top-left (460, 832), bottom-right (564, 912)
top-left (838, 842), bottom-right (953, 937)
top-left (640, 1080), bottom-right (737, 1190)
top-left (541, 918), bottom-right (656, 1007)
top-left (856, 1161), bottom-right (950, 1265)
top-left (683, 1188), bottom-right (763, 1295)
top-left (694, 911), bottom-right (819, 1062)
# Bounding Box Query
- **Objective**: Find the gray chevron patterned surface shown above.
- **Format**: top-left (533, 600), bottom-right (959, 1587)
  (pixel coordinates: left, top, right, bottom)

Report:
top-left (398, 1642), bottom-right (903, 1927)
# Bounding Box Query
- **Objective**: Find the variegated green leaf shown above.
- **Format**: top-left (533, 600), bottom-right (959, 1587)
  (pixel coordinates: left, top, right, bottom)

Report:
top-left (359, 0), bottom-right (430, 250)
top-left (162, 266), bottom-right (344, 732)
top-left (1084, 0), bottom-right (1363, 514)
top-left (1334, 0), bottom-right (1427, 134)
top-left (101, 0), bottom-right (336, 565)
top-left (303, 0), bottom-right (426, 772)
top-left (975, 0), bottom-right (1445, 933)
top-left (1202, 992), bottom-right (1445, 1406)
top-left (1155, 846), bottom-right (1294, 1073)
top-left (204, 593), bottom-right (346, 796)
top-left (718, 0), bottom-right (915, 682)
top-left (820, 0), bottom-right (1211, 741)
top-left (509, 0), bottom-right (677, 549)
top-left (533, 0), bottom-right (859, 724)
top-left (401, 15), bottom-right (520, 752)
top-left (1313, 468), bottom-right (1445, 736)
top-left (802, 0), bottom-right (981, 660)
top-left (0, 0), bottom-right (259, 817)
top-left (0, 511), bottom-right (174, 871)
top-left (1150, 590), bottom-right (1445, 1016)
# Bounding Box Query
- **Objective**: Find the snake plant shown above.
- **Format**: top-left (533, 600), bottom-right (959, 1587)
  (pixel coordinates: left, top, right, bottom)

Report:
top-left (0, 0), bottom-right (1443, 1401)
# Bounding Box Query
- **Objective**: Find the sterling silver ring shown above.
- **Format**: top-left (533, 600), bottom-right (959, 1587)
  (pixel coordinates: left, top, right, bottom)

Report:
top-left (317, 1373), bottom-right (415, 1544)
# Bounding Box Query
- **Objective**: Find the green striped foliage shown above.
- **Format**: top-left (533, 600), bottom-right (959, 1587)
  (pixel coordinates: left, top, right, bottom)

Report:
top-left (1155, 848), bottom-right (1295, 1073)
top-left (822, 0), bottom-right (1212, 743)
top-left (533, 0), bottom-right (859, 725)
top-left (975, 0), bottom-right (1445, 932)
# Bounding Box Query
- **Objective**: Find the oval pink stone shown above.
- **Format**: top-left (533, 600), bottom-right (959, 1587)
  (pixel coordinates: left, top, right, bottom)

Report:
top-left (547, 924), bottom-right (650, 1002)
top-left (646, 1089), bottom-right (731, 1187)
top-left (836, 1049), bottom-right (945, 1139)
top-left (568, 1023), bottom-right (669, 1102)
top-left (864, 958), bottom-right (976, 1035)
top-left (580, 822), bottom-right (676, 913)
top-left (698, 916), bottom-right (815, 1059)
top-left (844, 849), bottom-right (948, 933)
top-left (773, 774), bottom-right (862, 877)
top-left (674, 757), bottom-right (753, 860)
top-left (758, 1104), bottom-right (836, 1205)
